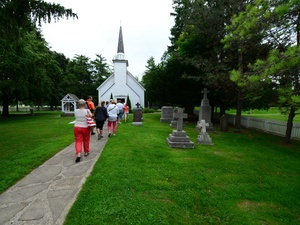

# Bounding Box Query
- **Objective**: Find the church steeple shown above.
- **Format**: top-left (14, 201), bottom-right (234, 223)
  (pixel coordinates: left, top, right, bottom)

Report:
top-left (113, 25), bottom-right (128, 66)
top-left (117, 26), bottom-right (124, 53)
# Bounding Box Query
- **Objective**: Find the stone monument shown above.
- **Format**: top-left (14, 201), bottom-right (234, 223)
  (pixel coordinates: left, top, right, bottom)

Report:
top-left (132, 102), bottom-right (143, 126)
top-left (220, 115), bottom-right (229, 132)
top-left (166, 108), bottom-right (194, 149)
top-left (197, 88), bottom-right (213, 131)
top-left (170, 107), bottom-right (178, 128)
top-left (197, 119), bottom-right (213, 145)
top-left (160, 106), bottom-right (173, 123)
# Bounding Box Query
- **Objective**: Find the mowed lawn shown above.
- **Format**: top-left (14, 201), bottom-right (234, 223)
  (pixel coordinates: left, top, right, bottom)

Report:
top-left (0, 111), bottom-right (74, 193)
top-left (0, 111), bottom-right (299, 224)
top-left (65, 113), bottom-right (300, 225)
top-left (227, 107), bottom-right (300, 123)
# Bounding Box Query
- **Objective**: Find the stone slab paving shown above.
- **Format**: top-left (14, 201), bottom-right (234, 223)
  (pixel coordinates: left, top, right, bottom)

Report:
top-left (0, 130), bottom-right (108, 225)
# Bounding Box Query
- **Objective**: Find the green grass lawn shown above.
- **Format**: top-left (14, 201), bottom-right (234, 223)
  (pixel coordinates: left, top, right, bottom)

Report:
top-left (64, 113), bottom-right (300, 225)
top-left (0, 111), bottom-right (74, 193)
top-left (0, 111), bottom-right (299, 224)
top-left (226, 107), bottom-right (300, 123)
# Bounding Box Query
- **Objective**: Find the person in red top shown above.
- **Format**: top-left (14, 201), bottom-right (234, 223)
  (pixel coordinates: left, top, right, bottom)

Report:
top-left (123, 103), bottom-right (129, 122)
top-left (86, 96), bottom-right (96, 135)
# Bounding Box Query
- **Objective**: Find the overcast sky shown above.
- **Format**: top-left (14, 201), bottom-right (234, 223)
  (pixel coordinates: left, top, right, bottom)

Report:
top-left (41, 0), bottom-right (175, 79)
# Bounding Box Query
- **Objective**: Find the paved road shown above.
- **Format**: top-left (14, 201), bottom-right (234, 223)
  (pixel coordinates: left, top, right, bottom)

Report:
top-left (0, 130), bottom-right (108, 225)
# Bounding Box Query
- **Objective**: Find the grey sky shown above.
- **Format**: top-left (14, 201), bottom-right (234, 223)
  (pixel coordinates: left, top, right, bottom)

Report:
top-left (41, 0), bottom-right (175, 79)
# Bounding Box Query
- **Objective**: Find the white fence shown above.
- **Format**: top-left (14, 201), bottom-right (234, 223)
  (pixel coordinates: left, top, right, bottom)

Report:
top-left (224, 114), bottom-right (300, 141)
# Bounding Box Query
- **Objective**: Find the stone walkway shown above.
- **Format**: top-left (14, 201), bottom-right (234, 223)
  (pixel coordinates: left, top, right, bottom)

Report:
top-left (0, 130), bottom-right (108, 225)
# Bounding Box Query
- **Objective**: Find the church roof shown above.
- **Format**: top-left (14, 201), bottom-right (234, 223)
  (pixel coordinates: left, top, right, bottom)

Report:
top-left (117, 26), bottom-right (124, 53)
top-left (61, 93), bottom-right (79, 102)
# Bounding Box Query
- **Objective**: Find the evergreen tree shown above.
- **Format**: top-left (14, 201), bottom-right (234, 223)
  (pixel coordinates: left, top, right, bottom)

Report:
top-left (223, 0), bottom-right (300, 143)
top-left (126, 95), bottom-right (132, 110)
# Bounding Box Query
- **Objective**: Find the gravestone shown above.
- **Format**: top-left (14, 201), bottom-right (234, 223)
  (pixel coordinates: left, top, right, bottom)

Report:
top-left (170, 107), bottom-right (178, 128)
top-left (132, 102), bottom-right (143, 126)
top-left (160, 106), bottom-right (173, 123)
top-left (166, 108), bottom-right (194, 149)
top-left (197, 119), bottom-right (213, 145)
top-left (220, 115), bottom-right (229, 132)
top-left (197, 88), bottom-right (214, 131)
top-left (135, 102), bottom-right (141, 108)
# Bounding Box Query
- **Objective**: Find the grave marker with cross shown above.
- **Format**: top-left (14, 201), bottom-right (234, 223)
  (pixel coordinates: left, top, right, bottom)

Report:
top-left (135, 102), bottom-right (141, 108)
top-left (199, 119), bottom-right (209, 133)
top-left (201, 88), bottom-right (209, 100)
top-left (196, 119), bottom-right (213, 145)
top-left (173, 108), bottom-right (187, 131)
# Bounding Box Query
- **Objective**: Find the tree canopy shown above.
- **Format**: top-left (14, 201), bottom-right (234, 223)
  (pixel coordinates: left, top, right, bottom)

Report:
top-left (223, 0), bottom-right (300, 142)
top-left (142, 0), bottom-right (299, 143)
top-left (0, 0), bottom-right (77, 116)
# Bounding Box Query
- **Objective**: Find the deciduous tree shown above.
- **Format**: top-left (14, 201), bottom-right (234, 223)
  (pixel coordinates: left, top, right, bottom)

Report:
top-left (0, 0), bottom-right (77, 116)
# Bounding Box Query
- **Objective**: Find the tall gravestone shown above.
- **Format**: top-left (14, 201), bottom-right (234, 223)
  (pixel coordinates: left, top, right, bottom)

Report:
top-left (197, 88), bottom-right (214, 131)
top-left (166, 108), bottom-right (194, 149)
top-left (132, 102), bottom-right (143, 126)
top-left (160, 106), bottom-right (173, 123)
top-left (220, 115), bottom-right (229, 132)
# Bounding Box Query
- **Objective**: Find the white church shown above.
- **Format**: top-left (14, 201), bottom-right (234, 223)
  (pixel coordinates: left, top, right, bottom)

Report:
top-left (97, 26), bottom-right (145, 108)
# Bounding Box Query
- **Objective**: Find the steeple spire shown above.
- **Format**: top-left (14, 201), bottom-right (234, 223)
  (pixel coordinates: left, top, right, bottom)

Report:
top-left (117, 26), bottom-right (124, 53)
top-left (113, 25), bottom-right (128, 66)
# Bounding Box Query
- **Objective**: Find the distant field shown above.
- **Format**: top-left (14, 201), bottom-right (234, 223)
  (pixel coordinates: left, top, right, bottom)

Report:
top-left (226, 107), bottom-right (300, 123)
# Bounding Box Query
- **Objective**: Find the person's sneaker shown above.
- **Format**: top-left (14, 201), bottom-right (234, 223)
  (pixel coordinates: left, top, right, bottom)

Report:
top-left (91, 132), bottom-right (96, 135)
top-left (98, 134), bottom-right (101, 140)
top-left (75, 157), bottom-right (81, 163)
top-left (113, 134), bottom-right (116, 136)
top-left (108, 133), bottom-right (111, 137)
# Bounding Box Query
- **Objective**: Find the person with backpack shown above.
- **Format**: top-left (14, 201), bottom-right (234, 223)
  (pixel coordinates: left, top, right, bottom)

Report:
top-left (94, 101), bottom-right (108, 140)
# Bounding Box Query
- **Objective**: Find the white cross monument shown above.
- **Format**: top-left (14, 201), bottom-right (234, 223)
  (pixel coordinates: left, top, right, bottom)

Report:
top-left (197, 119), bottom-right (213, 145)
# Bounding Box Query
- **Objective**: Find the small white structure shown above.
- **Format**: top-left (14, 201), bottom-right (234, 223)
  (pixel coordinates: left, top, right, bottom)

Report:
top-left (97, 26), bottom-right (145, 108)
top-left (61, 93), bottom-right (79, 115)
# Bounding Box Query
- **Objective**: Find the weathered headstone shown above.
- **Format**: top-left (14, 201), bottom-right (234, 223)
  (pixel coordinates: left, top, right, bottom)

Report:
top-left (166, 108), bottom-right (194, 149)
top-left (197, 88), bottom-right (214, 131)
top-left (132, 102), bottom-right (143, 126)
top-left (197, 119), bottom-right (213, 145)
top-left (220, 115), bottom-right (229, 132)
top-left (160, 106), bottom-right (173, 123)
top-left (170, 107), bottom-right (178, 128)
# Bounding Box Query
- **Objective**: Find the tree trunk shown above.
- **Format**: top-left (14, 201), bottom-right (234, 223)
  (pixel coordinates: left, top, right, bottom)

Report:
top-left (235, 89), bottom-right (242, 131)
top-left (184, 104), bottom-right (194, 117)
top-left (1, 94), bottom-right (10, 117)
top-left (211, 101), bottom-right (215, 121)
top-left (284, 106), bottom-right (296, 144)
top-left (219, 100), bottom-right (226, 117)
top-left (235, 32), bottom-right (244, 132)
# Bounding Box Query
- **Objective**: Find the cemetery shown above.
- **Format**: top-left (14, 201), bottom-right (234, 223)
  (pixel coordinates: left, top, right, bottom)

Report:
top-left (1, 0), bottom-right (300, 224)
top-left (1, 111), bottom-right (299, 224)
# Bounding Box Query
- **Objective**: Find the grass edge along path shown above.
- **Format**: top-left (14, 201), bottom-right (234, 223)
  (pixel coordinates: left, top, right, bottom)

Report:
top-left (0, 112), bottom-right (74, 194)
top-left (64, 113), bottom-right (300, 225)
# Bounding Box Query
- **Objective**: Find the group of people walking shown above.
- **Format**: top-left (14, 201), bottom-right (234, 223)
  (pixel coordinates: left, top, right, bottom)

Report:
top-left (73, 96), bottom-right (129, 163)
